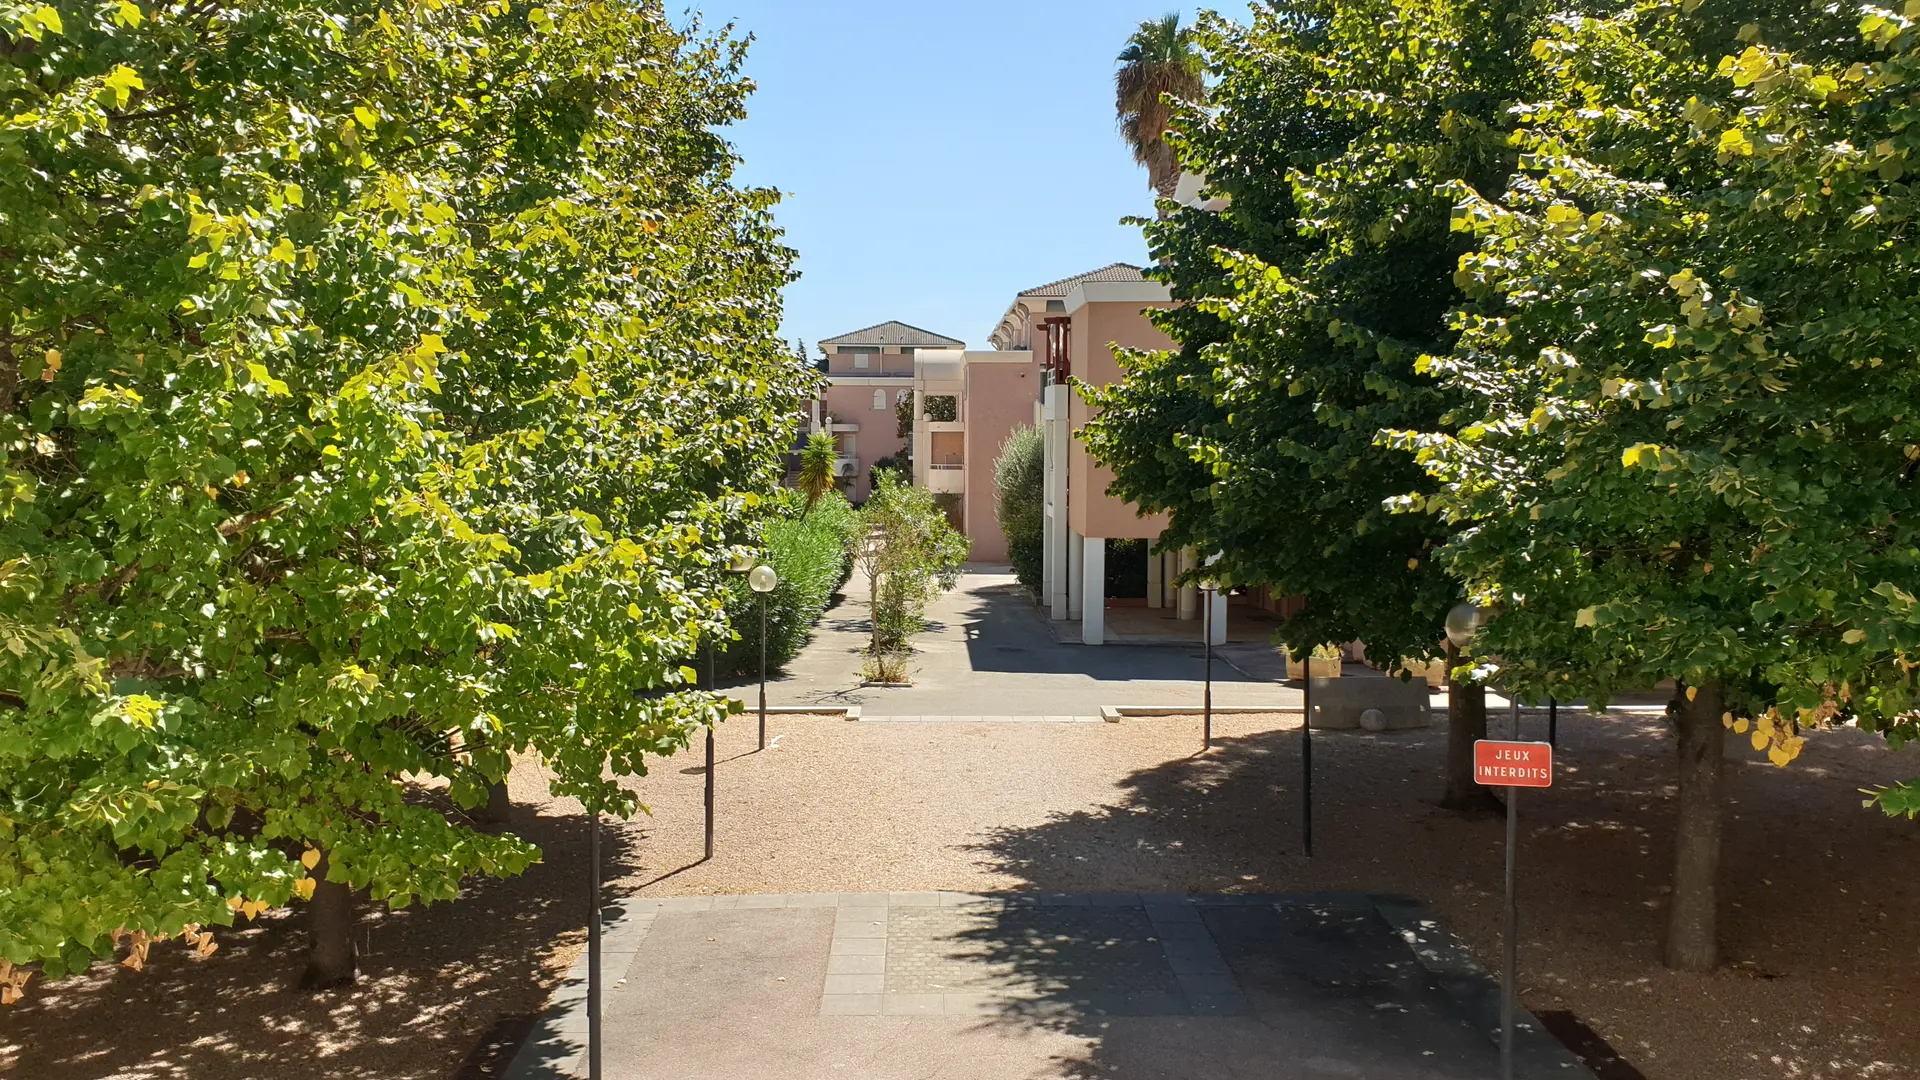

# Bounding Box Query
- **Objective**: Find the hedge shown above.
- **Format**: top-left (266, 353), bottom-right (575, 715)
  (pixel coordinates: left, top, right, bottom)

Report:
top-left (717, 491), bottom-right (858, 677)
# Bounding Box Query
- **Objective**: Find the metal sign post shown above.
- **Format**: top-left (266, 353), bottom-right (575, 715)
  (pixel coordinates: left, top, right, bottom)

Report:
top-left (1202, 585), bottom-right (1213, 750)
top-left (1474, 739), bottom-right (1553, 1080)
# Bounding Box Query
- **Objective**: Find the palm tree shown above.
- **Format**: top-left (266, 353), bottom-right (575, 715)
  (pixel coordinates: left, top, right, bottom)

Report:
top-left (1115, 14), bottom-right (1205, 200)
top-left (797, 430), bottom-right (839, 515)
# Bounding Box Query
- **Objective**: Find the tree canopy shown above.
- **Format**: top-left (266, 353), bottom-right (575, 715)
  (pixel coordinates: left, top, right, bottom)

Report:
top-left (1, 0), bottom-right (811, 994)
top-left (1396, 0), bottom-right (1919, 813)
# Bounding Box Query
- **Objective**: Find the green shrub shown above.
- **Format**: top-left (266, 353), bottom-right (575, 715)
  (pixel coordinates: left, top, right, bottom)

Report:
top-left (853, 471), bottom-right (970, 654)
top-left (994, 425), bottom-right (1045, 593)
top-left (718, 491), bottom-right (858, 676)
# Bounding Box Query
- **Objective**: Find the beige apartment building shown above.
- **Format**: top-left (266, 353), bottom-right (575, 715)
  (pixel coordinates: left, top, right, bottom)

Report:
top-left (812, 262), bottom-right (1231, 646)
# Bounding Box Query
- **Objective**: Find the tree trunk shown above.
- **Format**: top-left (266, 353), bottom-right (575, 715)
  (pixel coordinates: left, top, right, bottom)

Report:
top-left (1665, 681), bottom-right (1725, 971)
top-left (1441, 647), bottom-right (1503, 814)
top-left (482, 779), bottom-right (512, 827)
top-left (301, 850), bottom-right (357, 990)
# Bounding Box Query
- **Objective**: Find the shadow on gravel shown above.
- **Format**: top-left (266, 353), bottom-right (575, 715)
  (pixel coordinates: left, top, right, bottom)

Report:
top-left (9, 803), bottom-right (644, 1080)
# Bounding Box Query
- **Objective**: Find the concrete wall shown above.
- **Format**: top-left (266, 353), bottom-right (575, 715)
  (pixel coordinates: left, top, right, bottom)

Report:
top-left (822, 380), bottom-right (909, 501)
top-left (1065, 296), bottom-right (1174, 540)
top-left (825, 347), bottom-right (917, 376)
top-left (961, 352), bottom-right (1042, 563)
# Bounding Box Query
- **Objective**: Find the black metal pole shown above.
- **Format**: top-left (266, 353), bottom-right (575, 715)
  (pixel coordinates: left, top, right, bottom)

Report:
top-left (704, 645), bottom-right (715, 862)
top-left (758, 593), bottom-right (769, 752)
top-left (1302, 667), bottom-right (1313, 858)
top-left (1548, 695), bottom-right (1558, 747)
top-left (1203, 587), bottom-right (1212, 750)
top-left (1502, 785), bottom-right (1518, 1080)
top-left (588, 807), bottom-right (602, 1080)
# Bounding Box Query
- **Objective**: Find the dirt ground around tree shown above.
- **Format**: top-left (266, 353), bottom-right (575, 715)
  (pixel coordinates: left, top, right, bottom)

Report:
top-left (5, 708), bottom-right (1917, 1080)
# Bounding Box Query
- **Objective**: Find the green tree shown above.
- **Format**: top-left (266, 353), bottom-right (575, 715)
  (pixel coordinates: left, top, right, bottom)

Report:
top-left (1393, 0), bottom-right (1916, 970)
top-left (0, 0), bottom-right (807, 996)
top-left (1116, 13), bottom-right (1206, 199)
top-left (850, 471), bottom-right (968, 662)
top-left (1083, 0), bottom-right (1543, 811)
top-left (993, 425), bottom-right (1045, 593)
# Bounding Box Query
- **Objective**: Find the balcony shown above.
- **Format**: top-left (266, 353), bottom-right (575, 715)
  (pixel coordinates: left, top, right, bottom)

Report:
top-left (927, 462), bottom-right (965, 494)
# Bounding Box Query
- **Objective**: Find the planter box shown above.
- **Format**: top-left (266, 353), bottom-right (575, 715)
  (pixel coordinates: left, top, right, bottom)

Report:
top-left (1281, 651), bottom-right (1344, 680)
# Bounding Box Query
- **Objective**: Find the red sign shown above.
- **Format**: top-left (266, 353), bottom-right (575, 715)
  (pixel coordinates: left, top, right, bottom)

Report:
top-left (1474, 740), bottom-right (1553, 788)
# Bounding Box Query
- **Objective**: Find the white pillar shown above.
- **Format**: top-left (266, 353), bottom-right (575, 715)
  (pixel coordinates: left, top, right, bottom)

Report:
top-left (1044, 395), bottom-right (1070, 621)
top-left (1067, 527), bottom-right (1084, 619)
top-left (1146, 544), bottom-right (1163, 609)
top-left (1207, 586), bottom-right (1229, 645)
top-left (1177, 548), bottom-right (1199, 621)
top-left (1163, 551), bottom-right (1179, 608)
top-left (1082, 536), bottom-right (1106, 645)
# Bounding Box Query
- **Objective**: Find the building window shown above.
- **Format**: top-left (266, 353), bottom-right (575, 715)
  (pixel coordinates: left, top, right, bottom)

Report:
top-left (1045, 299), bottom-right (1066, 312)
top-left (853, 353), bottom-right (870, 369)
top-left (872, 389), bottom-right (887, 411)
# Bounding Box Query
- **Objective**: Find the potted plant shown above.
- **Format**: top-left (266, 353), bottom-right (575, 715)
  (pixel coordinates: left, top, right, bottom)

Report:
top-left (1307, 643), bottom-right (1343, 679)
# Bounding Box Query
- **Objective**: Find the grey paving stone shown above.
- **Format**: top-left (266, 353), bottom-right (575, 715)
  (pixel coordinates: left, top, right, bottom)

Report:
top-left (828, 936), bottom-right (887, 956)
top-left (825, 953), bottom-right (886, 975)
top-left (822, 972), bottom-right (885, 995)
top-left (1187, 992), bottom-right (1253, 1016)
top-left (881, 993), bottom-right (946, 1015)
top-left (833, 918), bottom-right (888, 939)
top-left (818, 994), bottom-right (881, 1016)
top-left (736, 893), bottom-right (789, 909)
top-left (1175, 971), bottom-right (1242, 996)
top-left (887, 891), bottom-right (942, 907)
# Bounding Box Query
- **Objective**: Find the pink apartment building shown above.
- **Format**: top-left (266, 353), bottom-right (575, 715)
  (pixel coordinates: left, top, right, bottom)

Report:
top-left (812, 321), bottom-right (965, 502)
top-left (810, 263), bottom-right (1227, 645)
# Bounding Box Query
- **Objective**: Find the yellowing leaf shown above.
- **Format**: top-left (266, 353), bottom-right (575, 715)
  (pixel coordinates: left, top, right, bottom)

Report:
top-left (1751, 730), bottom-right (1768, 751)
top-left (26, 5), bottom-right (62, 37)
top-left (102, 65), bottom-right (144, 108)
top-left (283, 183), bottom-right (305, 208)
top-left (1734, 717), bottom-right (1750, 734)
top-left (1843, 628), bottom-right (1867, 644)
top-left (570, 369), bottom-right (596, 397)
top-left (114, 2), bottom-right (142, 27)
top-left (293, 878), bottom-right (317, 900)
top-left (1686, 685), bottom-right (1698, 701)
top-left (1717, 128), bottom-right (1753, 158)
top-left (353, 105), bottom-right (379, 130)
top-left (1574, 607), bottom-right (1597, 628)
top-left (269, 237), bottom-right (296, 264)
top-left (301, 848), bottom-right (321, 870)
top-left (41, 349), bottom-right (61, 381)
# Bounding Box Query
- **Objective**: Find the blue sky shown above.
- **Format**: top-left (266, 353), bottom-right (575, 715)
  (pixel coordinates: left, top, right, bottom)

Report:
top-left (705, 2), bottom-right (1250, 351)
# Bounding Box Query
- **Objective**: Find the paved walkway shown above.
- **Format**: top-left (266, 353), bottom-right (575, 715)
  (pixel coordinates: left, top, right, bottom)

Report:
top-left (507, 892), bottom-right (1586, 1080)
top-left (757, 567), bottom-right (1300, 716)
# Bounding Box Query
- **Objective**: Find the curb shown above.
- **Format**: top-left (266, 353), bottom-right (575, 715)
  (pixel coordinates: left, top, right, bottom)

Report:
top-left (1099, 704), bottom-right (1298, 724)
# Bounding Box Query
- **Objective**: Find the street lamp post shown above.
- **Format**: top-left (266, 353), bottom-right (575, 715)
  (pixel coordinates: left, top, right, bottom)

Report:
top-left (749, 564), bottom-right (779, 751)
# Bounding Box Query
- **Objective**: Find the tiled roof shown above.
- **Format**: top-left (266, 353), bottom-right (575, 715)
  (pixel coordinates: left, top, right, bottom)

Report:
top-left (1015, 262), bottom-right (1148, 298)
top-left (818, 321), bottom-right (964, 348)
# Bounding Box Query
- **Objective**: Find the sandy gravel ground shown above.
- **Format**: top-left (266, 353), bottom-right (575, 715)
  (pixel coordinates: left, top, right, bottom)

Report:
top-left (6, 708), bottom-right (1917, 1080)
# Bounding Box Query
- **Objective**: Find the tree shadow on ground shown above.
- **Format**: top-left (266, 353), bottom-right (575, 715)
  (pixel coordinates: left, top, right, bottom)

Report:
top-left (942, 715), bottom-right (1920, 1079)
top-left (5, 801), bottom-right (643, 1080)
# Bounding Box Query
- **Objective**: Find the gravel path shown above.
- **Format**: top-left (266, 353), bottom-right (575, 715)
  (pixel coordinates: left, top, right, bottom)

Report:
top-left (8, 693), bottom-right (1918, 1079)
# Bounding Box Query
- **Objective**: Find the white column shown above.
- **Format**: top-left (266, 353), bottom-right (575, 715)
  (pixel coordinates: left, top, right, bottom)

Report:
top-left (1082, 536), bottom-right (1106, 646)
top-left (1146, 544), bottom-right (1163, 609)
top-left (1162, 551), bottom-right (1179, 608)
top-left (1177, 548), bottom-right (1199, 621)
top-left (1207, 586), bottom-right (1229, 645)
top-left (1044, 393), bottom-right (1070, 621)
top-left (1067, 526), bottom-right (1084, 619)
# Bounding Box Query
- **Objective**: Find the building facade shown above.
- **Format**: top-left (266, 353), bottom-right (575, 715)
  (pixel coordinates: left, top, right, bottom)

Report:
top-left (810, 263), bottom-right (1238, 646)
